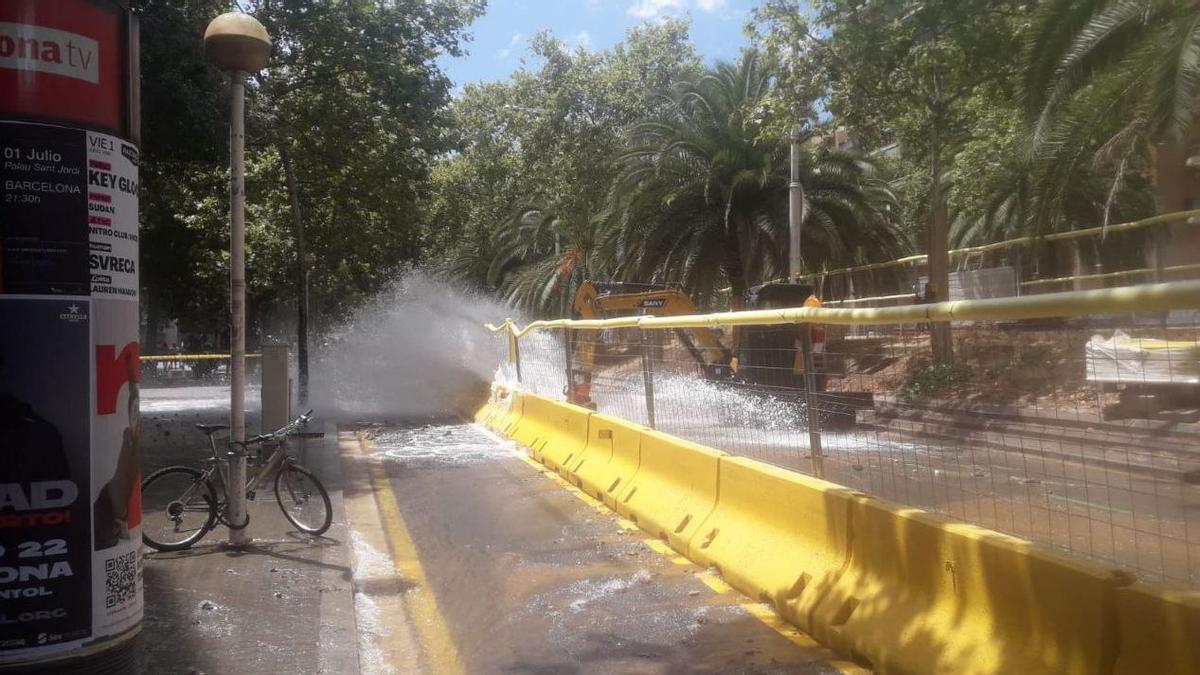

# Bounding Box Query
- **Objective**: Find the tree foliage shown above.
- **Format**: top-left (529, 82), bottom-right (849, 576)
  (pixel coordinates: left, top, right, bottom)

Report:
top-left (136, 0), bottom-right (481, 344)
top-left (604, 52), bottom-right (905, 305)
top-left (1020, 0), bottom-right (1195, 231)
top-left (430, 22), bottom-right (703, 313)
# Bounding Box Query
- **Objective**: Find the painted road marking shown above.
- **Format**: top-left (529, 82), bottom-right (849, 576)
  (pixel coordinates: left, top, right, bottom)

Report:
top-left (357, 435), bottom-right (466, 675)
top-left (698, 572), bottom-right (733, 595)
top-left (488, 423), bottom-right (863, 674)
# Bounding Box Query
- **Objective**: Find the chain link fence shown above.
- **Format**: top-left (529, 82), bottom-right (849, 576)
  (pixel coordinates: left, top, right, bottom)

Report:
top-left (499, 286), bottom-right (1200, 588)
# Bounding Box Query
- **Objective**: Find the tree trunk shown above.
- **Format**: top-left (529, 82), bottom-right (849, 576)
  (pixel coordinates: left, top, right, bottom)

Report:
top-left (1151, 135), bottom-right (1200, 280)
top-left (723, 223), bottom-right (748, 310)
top-left (145, 291), bottom-right (161, 353)
top-left (928, 113), bottom-right (953, 364)
top-left (279, 144), bottom-right (309, 404)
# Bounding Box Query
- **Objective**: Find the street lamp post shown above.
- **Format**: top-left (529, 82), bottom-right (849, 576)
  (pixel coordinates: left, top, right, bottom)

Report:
top-left (789, 124), bottom-right (805, 282)
top-left (204, 12), bottom-right (271, 546)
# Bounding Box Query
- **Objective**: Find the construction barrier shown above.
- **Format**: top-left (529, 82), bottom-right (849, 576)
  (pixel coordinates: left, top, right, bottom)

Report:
top-left (688, 456), bottom-right (856, 630)
top-left (568, 412), bottom-right (645, 508)
top-left (491, 390), bottom-right (524, 437)
top-left (810, 496), bottom-right (1131, 674)
top-left (509, 393), bottom-right (591, 472)
top-left (473, 384), bottom-right (511, 430)
top-left (486, 392), bottom-right (1200, 674)
top-left (472, 392), bottom-right (498, 427)
top-left (1113, 583), bottom-right (1200, 675)
top-left (615, 429), bottom-right (723, 554)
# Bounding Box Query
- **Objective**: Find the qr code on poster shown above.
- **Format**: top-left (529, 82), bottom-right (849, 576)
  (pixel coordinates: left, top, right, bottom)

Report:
top-left (104, 550), bottom-right (139, 609)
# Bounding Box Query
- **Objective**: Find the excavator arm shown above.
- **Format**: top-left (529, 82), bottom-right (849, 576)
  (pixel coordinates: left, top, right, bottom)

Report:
top-left (568, 281), bottom-right (733, 406)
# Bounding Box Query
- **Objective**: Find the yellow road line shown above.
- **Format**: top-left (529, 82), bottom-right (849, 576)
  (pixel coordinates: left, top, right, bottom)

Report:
top-left (357, 435), bottom-right (465, 675)
top-left (697, 573), bottom-right (732, 594)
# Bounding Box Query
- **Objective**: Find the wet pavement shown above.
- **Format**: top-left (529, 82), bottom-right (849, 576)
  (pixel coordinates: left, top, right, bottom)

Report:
top-left (133, 386), bottom-right (357, 675)
top-left (132, 386), bottom-right (855, 674)
top-left (345, 423), bottom-right (856, 674)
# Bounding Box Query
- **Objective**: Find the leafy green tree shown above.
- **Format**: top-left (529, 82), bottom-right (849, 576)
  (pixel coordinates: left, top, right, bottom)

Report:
top-left (136, 0), bottom-right (232, 347)
top-left (605, 52), bottom-right (906, 307)
top-left (778, 0), bottom-right (1033, 361)
top-left (1022, 0), bottom-right (1198, 230)
top-left (432, 21), bottom-right (702, 314)
top-left (487, 207), bottom-right (600, 316)
top-left (1025, 0), bottom-right (1200, 152)
top-left (136, 0), bottom-right (480, 356)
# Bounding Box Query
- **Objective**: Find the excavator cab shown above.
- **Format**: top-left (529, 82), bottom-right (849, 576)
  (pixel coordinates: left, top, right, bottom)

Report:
top-left (730, 282), bottom-right (826, 391)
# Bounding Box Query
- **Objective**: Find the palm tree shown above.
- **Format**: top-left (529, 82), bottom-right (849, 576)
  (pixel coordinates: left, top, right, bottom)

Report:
top-left (486, 206), bottom-right (600, 316)
top-left (1025, 0), bottom-right (1199, 146)
top-left (603, 51), bottom-right (907, 306)
top-left (1023, 0), bottom-right (1200, 227)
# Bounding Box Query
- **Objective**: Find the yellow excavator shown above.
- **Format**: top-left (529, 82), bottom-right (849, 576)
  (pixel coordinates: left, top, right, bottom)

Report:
top-left (566, 280), bottom-right (870, 428)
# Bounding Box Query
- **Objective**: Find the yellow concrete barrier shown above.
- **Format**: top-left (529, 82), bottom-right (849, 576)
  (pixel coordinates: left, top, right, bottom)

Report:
top-left (474, 384), bottom-right (518, 433)
top-left (490, 391), bottom-right (524, 437)
top-left (509, 393), bottom-right (591, 472)
top-left (687, 456), bottom-right (856, 631)
top-left (810, 495), bottom-right (1131, 674)
top-left (485, 390), bottom-right (1200, 673)
top-left (568, 413), bottom-right (645, 507)
top-left (473, 388), bottom-right (502, 427)
top-left (1113, 583), bottom-right (1200, 675)
top-left (473, 400), bottom-right (496, 427)
top-left (615, 429), bottom-right (723, 554)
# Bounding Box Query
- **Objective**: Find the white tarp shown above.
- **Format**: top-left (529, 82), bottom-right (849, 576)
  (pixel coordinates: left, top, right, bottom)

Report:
top-left (1085, 331), bottom-right (1200, 384)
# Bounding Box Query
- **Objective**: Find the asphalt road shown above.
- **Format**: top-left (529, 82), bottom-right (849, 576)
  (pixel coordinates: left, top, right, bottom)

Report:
top-left (344, 423), bottom-right (856, 674)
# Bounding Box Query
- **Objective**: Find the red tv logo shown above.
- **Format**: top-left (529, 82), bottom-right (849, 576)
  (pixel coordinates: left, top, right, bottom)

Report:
top-left (0, 21), bottom-right (98, 84)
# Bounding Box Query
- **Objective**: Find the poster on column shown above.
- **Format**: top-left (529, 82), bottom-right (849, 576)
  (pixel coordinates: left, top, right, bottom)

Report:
top-left (0, 125), bottom-right (141, 660)
top-left (89, 297), bottom-right (141, 640)
top-left (87, 131), bottom-right (138, 300)
top-left (0, 298), bottom-right (93, 655)
top-left (86, 130), bottom-right (142, 640)
top-left (0, 122), bottom-right (89, 295)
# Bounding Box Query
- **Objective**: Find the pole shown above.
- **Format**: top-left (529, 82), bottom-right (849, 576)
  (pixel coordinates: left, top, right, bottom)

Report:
top-left (228, 72), bottom-right (250, 546)
top-left (563, 328), bottom-right (574, 400)
top-left (279, 145), bottom-right (309, 404)
top-left (790, 123), bottom-right (822, 476)
top-left (640, 330), bottom-right (656, 429)
top-left (789, 124), bottom-right (804, 281)
top-left (928, 114), bottom-right (953, 363)
top-left (508, 331), bottom-right (522, 383)
top-left (800, 324), bottom-right (824, 478)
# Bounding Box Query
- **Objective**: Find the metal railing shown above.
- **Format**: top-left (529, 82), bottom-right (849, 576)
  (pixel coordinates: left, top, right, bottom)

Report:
top-left (795, 210), bottom-right (1200, 306)
top-left (488, 281), bottom-right (1200, 587)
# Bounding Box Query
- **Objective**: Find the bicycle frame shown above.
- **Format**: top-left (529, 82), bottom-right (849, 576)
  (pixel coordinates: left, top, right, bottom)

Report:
top-left (201, 432), bottom-right (294, 504)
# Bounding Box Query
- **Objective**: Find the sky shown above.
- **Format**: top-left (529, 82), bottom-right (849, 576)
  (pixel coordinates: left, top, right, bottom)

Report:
top-left (438, 0), bottom-right (764, 91)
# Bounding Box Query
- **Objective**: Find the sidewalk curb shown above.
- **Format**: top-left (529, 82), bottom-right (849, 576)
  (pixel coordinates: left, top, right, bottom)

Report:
top-left (313, 419), bottom-right (361, 674)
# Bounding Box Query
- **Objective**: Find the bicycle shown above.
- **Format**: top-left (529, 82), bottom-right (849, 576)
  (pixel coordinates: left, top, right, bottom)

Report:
top-left (141, 410), bottom-right (333, 551)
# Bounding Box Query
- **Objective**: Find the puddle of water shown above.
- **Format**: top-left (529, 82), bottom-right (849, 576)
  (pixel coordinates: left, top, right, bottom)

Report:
top-left (371, 423), bottom-right (511, 466)
top-left (350, 531), bottom-right (394, 580)
top-left (354, 592), bottom-right (397, 675)
top-left (193, 600), bottom-right (233, 638)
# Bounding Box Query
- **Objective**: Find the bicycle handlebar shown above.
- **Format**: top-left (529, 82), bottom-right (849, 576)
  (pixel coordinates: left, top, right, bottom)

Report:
top-left (237, 411), bottom-right (315, 447)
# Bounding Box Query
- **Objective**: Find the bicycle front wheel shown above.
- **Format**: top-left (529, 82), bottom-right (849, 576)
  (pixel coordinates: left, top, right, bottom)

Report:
top-left (274, 462), bottom-right (332, 535)
top-left (141, 466), bottom-right (218, 551)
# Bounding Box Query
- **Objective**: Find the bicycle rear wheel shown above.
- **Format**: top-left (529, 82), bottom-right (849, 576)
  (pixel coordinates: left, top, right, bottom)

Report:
top-left (274, 462), bottom-right (332, 535)
top-left (141, 466), bottom-right (219, 551)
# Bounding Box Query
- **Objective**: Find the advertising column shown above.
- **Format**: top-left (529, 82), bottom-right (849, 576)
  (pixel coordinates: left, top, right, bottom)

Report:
top-left (0, 0), bottom-right (141, 668)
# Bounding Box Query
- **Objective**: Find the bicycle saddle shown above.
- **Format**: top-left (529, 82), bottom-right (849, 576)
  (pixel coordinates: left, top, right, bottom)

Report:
top-left (194, 423), bottom-right (230, 435)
